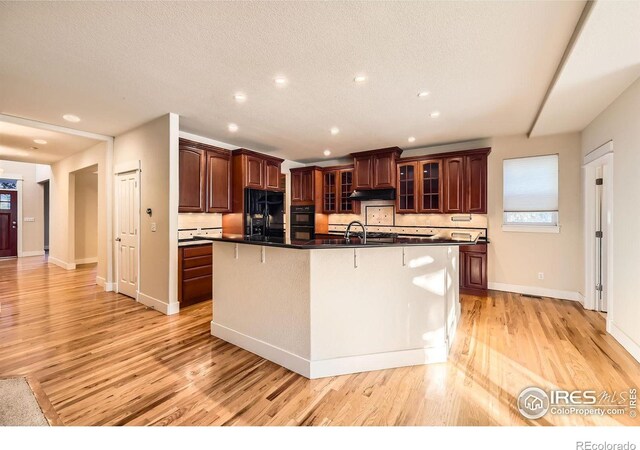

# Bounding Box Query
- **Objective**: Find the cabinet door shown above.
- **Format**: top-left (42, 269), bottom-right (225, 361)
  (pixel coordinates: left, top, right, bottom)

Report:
top-left (245, 155), bottom-right (265, 189)
top-left (373, 153), bottom-right (395, 188)
top-left (179, 146), bottom-right (206, 212)
top-left (462, 251), bottom-right (487, 290)
top-left (338, 169), bottom-right (359, 213)
top-left (206, 152), bottom-right (232, 213)
top-left (418, 159), bottom-right (443, 213)
top-left (396, 162), bottom-right (417, 213)
top-left (301, 170), bottom-right (314, 203)
top-left (291, 172), bottom-right (303, 203)
top-left (265, 160), bottom-right (282, 191)
top-left (443, 157), bottom-right (465, 213)
top-left (323, 171), bottom-right (337, 213)
top-left (354, 156), bottom-right (373, 190)
top-left (465, 154), bottom-right (487, 214)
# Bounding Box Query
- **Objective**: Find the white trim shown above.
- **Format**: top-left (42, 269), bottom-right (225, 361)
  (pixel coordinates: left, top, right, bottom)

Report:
top-left (211, 322), bottom-right (449, 380)
top-left (488, 282), bottom-right (583, 302)
top-left (583, 140), bottom-right (613, 166)
top-left (48, 256), bottom-right (76, 270)
top-left (169, 113), bottom-right (180, 304)
top-left (96, 276), bottom-right (116, 292)
top-left (178, 131), bottom-right (240, 151)
top-left (0, 114), bottom-right (113, 142)
top-left (20, 250), bottom-right (45, 257)
top-left (609, 322), bottom-right (640, 364)
top-left (75, 257), bottom-right (97, 264)
top-left (501, 224), bottom-right (560, 233)
top-left (114, 160), bottom-right (141, 175)
top-left (138, 292), bottom-right (179, 315)
top-left (17, 180), bottom-right (23, 257)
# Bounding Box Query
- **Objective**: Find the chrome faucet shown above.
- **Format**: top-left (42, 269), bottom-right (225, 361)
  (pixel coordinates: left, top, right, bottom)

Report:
top-left (344, 220), bottom-right (366, 244)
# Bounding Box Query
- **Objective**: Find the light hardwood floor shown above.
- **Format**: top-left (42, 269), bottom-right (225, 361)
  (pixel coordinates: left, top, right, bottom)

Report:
top-left (1, 256), bottom-right (638, 426)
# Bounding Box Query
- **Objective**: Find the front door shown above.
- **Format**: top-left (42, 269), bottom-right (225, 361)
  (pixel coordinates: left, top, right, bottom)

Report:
top-left (0, 190), bottom-right (18, 258)
top-left (116, 172), bottom-right (139, 298)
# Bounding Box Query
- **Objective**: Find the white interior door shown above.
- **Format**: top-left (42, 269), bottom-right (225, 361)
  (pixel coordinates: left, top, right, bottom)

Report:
top-left (116, 171), bottom-right (139, 299)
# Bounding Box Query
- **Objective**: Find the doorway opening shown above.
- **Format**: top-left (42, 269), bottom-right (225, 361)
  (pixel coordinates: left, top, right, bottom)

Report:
top-left (115, 166), bottom-right (140, 299)
top-left (583, 143), bottom-right (613, 326)
top-left (72, 165), bottom-right (99, 265)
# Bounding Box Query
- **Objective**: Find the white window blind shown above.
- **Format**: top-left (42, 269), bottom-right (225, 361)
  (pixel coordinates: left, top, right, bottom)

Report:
top-left (503, 154), bottom-right (558, 226)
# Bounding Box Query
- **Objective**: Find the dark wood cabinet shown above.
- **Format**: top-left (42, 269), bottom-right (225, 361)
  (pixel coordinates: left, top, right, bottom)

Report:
top-left (459, 243), bottom-right (488, 293)
top-left (443, 156), bottom-right (465, 213)
top-left (178, 244), bottom-right (212, 308)
top-left (179, 139), bottom-right (231, 213)
top-left (245, 155), bottom-right (265, 189)
top-left (178, 144), bottom-right (206, 213)
top-left (396, 161), bottom-right (417, 213)
top-left (265, 160), bottom-right (282, 191)
top-left (206, 151), bottom-right (232, 213)
top-left (323, 170), bottom-right (337, 213)
top-left (291, 167), bottom-right (321, 205)
top-left (321, 166), bottom-right (360, 214)
top-left (419, 159), bottom-right (443, 213)
top-left (352, 147), bottom-right (402, 190)
top-left (465, 153), bottom-right (488, 214)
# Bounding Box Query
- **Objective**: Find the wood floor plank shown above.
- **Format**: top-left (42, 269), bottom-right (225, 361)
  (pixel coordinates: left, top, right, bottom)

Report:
top-left (1, 256), bottom-right (639, 426)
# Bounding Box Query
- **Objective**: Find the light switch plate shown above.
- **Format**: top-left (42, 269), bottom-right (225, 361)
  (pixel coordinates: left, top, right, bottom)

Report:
top-left (151, 222), bottom-right (157, 232)
top-left (23, 217), bottom-right (35, 222)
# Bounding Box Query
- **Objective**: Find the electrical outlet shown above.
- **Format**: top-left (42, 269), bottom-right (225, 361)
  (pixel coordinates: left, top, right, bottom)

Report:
top-left (538, 272), bottom-right (544, 280)
top-left (151, 222), bottom-right (157, 232)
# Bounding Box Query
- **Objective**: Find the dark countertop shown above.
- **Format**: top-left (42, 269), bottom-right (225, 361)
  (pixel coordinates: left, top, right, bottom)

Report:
top-left (193, 231), bottom-right (480, 249)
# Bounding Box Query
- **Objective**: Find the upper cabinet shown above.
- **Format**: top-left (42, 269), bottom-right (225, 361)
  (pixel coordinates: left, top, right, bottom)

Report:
top-left (232, 149), bottom-right (284, 192)
top-left (322, 166), bottom-right (360, 214)
top-left (352, 147), bottom-right (402, 190)
top-left (291, 167), bottom-right (322, 206)
top-left (395, 148), bottom-right (489, 215)
top-left (179, 139), bottom-right (231, 213)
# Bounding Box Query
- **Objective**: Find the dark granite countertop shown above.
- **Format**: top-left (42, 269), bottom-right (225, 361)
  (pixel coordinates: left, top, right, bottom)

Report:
top-left (193, 231), bottom-right (480, 249)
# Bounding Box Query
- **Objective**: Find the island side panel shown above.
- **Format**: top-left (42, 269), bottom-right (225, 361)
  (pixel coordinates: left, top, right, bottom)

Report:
top-left (211, 242), bottom-right (312, 375)
top-left (309, 245), bottom-right (458, 377)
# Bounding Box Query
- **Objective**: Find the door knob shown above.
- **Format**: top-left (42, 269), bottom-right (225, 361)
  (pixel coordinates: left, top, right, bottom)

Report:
top-left (115, 238), bottom-right (121, 242)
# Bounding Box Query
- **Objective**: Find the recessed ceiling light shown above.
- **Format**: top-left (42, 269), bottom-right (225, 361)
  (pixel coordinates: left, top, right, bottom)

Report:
top-left (430, 111), bottom-right (441, 118)
top-left (417, 91), bottom-right (430, 98)
top-left (274, 76), bottom-right (288, 86)
top-left (234, 92), bottom-right (247, 102)
top-left (353, 74), bottom-right (367, 83)
top-left (330, 127), bottom-right (340, 136)
top-left (408, 137), bottom-right (416, 143)
top-left (62, 114), bottom-right (81, 122)
top-left (33, 139), bottom-right (47, 145)
top-left (323, 149), bottom-right (331, 157)
top-left (228, 123), bottom-right (239, 132)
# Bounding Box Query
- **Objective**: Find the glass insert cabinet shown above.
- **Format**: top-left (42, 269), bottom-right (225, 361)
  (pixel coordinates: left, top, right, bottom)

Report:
top-left (396, 159), bottom-right (443, 214)
top-left (322, 166), bottom-right (360, 214)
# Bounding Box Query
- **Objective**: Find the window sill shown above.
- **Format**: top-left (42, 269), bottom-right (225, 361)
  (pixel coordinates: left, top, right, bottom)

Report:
top-left (502, 225), bottom-right (560, 234)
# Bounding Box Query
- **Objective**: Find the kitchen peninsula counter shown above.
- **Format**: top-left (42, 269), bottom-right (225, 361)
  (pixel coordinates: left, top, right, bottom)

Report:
top-left (205, 233), bottom-right (464, 379)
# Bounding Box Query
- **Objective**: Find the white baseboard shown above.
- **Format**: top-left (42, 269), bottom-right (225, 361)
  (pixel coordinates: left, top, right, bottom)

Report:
top-left (20, 250), bottom-right (45, 257)
top-left (96, 276), bottom-right (116, 292)
top-left (609, 322), bottom-right (640, 364)
top-left (137, 292), bottom-right (179, 316)
top-left (75, 257), bottom-right (98, 265)
top-left (488, 282), bottom-right (583, 302)
top-left (211, 321), bottom-right (448, 379)
top-left (48, 256), bottom-right (76, 270)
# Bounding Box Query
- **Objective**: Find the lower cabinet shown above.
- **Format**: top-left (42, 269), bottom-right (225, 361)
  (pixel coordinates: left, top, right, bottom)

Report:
top-left (459, 244), bottom-right (488, 293)
top-left (178, 244), bottom-right (212, 308)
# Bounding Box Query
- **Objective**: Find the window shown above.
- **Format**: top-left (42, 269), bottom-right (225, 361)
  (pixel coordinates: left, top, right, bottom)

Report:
top-left (503, 154), bottom-right (559, 232)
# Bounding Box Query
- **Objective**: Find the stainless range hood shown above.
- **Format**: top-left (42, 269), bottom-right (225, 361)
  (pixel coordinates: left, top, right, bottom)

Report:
top-left (348, 188), bottom-right (396, 201)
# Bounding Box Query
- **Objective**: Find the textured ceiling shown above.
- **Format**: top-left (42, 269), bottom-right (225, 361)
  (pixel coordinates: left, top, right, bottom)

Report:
top-left (531, 0), bottom-right (640, 137)
top-left (0, 121), bottom-right (100, 164)
top-left (0, 1), bottom-right (584, 161)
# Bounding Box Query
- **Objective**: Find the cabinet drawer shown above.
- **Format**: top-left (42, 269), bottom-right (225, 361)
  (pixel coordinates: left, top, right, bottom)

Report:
top-left (183, 265), bottom-right (212, 280)
top-left (183, 245), bottom-right (212, 258)
top-left (183, 255), bottom-right (212, 269)
top-left (182, 275), bottom-right (212, 305)
top-left (459, 243), bottom-right (487, 253)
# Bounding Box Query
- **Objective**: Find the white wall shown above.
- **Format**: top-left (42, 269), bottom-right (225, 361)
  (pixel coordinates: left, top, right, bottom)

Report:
top-left (0, 159), bottom-right (46, 255)
top-left (114, 113), bottom-right (180, 314)
top-left (49, 142), bottom-right (108, 282)
top-left (582, 76), bottom-right (640, 362)
top-left (487, 133), bottom-right (584, 300)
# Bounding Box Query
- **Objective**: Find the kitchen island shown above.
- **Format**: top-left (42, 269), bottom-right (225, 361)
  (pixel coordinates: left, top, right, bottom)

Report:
top-left (197, 231), bottom-right (479, 379)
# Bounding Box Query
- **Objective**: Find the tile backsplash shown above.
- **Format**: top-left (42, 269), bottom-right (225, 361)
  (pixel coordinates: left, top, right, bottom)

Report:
top-left (178, 213), bottom-right (223, 240)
